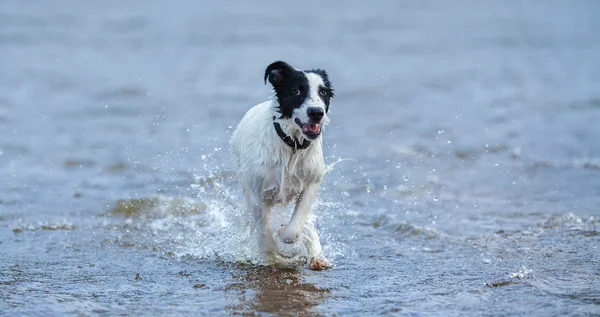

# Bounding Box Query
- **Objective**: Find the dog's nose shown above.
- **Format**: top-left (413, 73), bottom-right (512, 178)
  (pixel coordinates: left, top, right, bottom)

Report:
top-left (307, 107), bottom-right (324, 121)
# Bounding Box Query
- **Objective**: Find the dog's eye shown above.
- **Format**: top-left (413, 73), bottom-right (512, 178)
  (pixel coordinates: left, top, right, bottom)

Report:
top-left (319, 89), bottom-right (327, 96)
top-left (292, 88), bottom-right (300, 96)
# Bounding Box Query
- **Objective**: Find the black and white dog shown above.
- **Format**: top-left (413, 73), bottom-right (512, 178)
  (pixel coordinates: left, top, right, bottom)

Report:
top-left (230, 61), bottom-right (334, 270)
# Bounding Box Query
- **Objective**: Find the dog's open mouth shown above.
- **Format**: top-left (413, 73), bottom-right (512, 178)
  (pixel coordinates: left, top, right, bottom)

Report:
top-left (295, 118), bottom-right (321, 139)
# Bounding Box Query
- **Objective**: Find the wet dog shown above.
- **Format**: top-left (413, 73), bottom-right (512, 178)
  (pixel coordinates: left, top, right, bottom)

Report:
top-left (230, 61), bottom-right (334, 270)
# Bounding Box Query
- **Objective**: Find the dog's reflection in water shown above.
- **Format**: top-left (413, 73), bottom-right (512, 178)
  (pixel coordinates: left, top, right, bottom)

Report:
top-left (226, 266), bottom-right (330, 315)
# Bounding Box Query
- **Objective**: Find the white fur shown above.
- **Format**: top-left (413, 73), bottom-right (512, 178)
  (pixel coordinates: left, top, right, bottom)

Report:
top-left (230, 80), bottom-right (330, 269)
top-left (231, 100), bottom-right (325, 205)
top-left (292, 73), bottom-right (328, 125)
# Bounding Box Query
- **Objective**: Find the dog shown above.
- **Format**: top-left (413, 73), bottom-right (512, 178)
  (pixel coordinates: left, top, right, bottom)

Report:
top-left (230, 61), bottom-right (334, 270)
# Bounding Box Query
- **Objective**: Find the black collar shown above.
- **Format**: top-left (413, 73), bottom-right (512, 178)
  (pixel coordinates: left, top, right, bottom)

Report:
top-left (272, 116), bottom-right (310, 154)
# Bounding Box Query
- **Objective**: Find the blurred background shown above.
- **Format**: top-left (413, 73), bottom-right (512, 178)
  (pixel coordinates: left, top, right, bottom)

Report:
top-left (1, 0), bottom-right (599, 315)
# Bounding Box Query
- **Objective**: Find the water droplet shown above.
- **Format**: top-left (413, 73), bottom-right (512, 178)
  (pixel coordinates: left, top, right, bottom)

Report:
top-left (433, 196), bottom-right (439, 201)
top-left (494, 162), bottom-right (499, 166)
top-left (396, 163), bottom-right (402, 168)
top-left (366, 187), bottom-right (371, 193)
top-left (403, 175), bottom-right (409, 181)
top-left (383, 185), bottom-right (388, 191)
top-left (447, 140), bottom-right (452, 144)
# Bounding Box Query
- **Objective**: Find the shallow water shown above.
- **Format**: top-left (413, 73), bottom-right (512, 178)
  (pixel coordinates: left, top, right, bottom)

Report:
top-left (1, 0), bottom-right (599, 316)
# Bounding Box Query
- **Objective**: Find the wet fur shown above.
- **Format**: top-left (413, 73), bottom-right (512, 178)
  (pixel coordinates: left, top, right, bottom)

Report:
top-left (230, 61), bottom-right (334, 270)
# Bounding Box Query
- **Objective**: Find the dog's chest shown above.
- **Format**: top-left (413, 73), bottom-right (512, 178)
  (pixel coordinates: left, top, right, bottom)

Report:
top-left (269, 152), bottom-right (323, 204)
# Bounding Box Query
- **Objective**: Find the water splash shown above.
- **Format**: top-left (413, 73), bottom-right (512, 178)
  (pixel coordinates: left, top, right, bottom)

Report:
top-left (107, 160), bottom-right (348, 267)
top-left (324, 158), bottom-right (358, 175)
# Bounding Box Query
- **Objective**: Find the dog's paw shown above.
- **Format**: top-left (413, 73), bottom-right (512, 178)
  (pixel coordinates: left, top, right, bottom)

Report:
top-left (272, 226), bottom-right (303, 258)
top-left (307, 255), bottom-right (331, 271)
top-left (277, 224), bottom-right (299, 244)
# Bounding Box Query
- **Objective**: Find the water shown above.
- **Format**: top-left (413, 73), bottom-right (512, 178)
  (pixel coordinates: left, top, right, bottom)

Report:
top-left (1, 0), bottom-right (599, 315)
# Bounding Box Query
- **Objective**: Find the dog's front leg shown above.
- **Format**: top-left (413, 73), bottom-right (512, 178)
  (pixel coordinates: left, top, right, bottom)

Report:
top-left (246, 186), bottom-right (276, 256)
top-left (304, 221), bottom-right (331, 270)
top-left (278, 181), bottom-right (320, 244)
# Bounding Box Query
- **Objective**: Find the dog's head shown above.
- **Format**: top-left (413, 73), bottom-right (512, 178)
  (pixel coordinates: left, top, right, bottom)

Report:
top-left (264, 61), bottom-right (334, 140)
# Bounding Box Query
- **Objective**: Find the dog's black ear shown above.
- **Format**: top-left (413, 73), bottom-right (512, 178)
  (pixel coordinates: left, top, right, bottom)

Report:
top-left (264, 61), bottom-right (294, 86)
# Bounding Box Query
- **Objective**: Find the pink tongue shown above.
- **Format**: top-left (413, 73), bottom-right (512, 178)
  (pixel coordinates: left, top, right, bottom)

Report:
top-left (305, 123), bottom-right (320, 133)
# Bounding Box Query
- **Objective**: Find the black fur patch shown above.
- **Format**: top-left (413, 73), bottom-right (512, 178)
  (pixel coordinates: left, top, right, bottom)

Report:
top-left (264, 61), bottom-right (334, 119)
